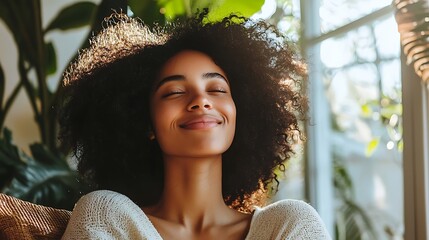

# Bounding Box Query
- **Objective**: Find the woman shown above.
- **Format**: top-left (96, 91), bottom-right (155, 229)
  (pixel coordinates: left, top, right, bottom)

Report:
top-left (60, 12), bottom-right (330, 239)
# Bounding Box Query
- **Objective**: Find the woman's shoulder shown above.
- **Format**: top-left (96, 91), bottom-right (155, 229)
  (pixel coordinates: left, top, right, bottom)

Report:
top-left (62, 190), bottom-right (162, 239)
top-left (246, 199), bottom-right (331, 239)
top-left (255, 199), bottom-right (319, 218)
top-left (75, 190), bottom-right (130, 205)
top-left (71, 190), bottom-right (128, 214)
top-left (69, 190), bottom-right (140, 222)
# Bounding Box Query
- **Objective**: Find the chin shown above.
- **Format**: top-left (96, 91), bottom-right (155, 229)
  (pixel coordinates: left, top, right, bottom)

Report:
top-left (163, 143), bottom-right (231, 158)
top-left (159, 134), bottom-right (234, 157)
top-left (180, 146), bottom-right (229, 157)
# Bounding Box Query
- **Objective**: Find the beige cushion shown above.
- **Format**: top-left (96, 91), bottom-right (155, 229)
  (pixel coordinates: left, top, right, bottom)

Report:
top-left (0, 193), bottom-right (71, 240)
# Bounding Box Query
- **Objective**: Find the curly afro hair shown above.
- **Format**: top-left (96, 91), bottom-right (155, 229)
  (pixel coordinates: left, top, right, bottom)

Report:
top-left (59, 12), bottom-right (307, 212)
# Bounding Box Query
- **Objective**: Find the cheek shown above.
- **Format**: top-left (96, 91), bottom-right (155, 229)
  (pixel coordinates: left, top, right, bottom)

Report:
top-left (227, 99), bottom-right (236, 121)
top-left (224, 101), bottom-right (236, 149)
top-left (150, 99), bottom-right (168, 132)
top-left (152, 104), bottom-right (173, 132)
top-left (225, 99), bottom-right (236, 131)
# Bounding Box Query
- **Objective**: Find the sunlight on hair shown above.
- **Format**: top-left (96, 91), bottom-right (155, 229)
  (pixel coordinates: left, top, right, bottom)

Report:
top-left (63, 14), bottom-right (167, 86)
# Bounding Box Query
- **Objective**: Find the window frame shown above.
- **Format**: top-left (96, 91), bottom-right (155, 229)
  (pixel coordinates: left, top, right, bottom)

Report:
top-left (401, 54), bottom-right (429, 240)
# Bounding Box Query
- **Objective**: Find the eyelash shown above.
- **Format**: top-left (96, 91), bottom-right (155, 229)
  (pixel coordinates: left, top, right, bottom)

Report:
top-left (208, 89), bottom-right (227, 93)
top-left (161, 88), bottom-right (228, 98)
top-left (162, 91), bottom-right (185, 98)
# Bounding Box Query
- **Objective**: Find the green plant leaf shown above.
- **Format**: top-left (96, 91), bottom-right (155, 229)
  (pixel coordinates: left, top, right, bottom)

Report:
top-left (0, 63), bottom-right (5, 128)
top-left (207, 0), bottom-right (264, 21)
top-left (0, 81), bottom-right (23, 130)
top-left (0, 1), bottom-right (12, 30)
top-left (129, 0), bottom-right (166, 25)
top-left (344, 199), bottom-right (377, 239)
top-left (24, 173), bottom-right (83, 209)
top-left (0, 0), bottom-right (40, 67)
top-left (0, 62), bottom-right (24, 130)
top-left (1, 140), bottom-right (88, 210)
top-left (45, 1), bottom-right (97, 32)
top-left (3, 161), bottom-right (82, 210)
top-left (190, 0), bottom-right (215, 13)
top-left (132, 0), bottom-right (263, 23)
top-left (334, 167), bottom-right (352, 197)
top-left (0, 128), bottom-right (21, 161)
top-left (380, 104), bottom-right (402, 120)
top-left (45, 42), bottom-right (57, 76)
top-left (365, 138), bottom-right (379, 157)
top-left (333, 158), bottom-right (354, 200)
top-left (30, 143), bottom-right (67, 167)
top-left (0, 63), bottom-right (4, 107)
top-left (0, 128), bottom-right (28, 189)
top-left (157, 0), bottom-right (187, 20)
top-left (360, 104), bottom-right (372, 118)
top-left (397, 139), bottom-right (404, 152)
top-left (0, 129), bottom-right (87, 209)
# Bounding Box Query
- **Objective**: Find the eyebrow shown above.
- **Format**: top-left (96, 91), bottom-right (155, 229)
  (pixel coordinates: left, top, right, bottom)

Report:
top-left (154, 72), bottom-right (229, 90)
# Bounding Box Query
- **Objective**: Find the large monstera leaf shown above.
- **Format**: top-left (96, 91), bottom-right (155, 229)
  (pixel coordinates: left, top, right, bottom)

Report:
top-left (0, 129), bottom-right (88, 210)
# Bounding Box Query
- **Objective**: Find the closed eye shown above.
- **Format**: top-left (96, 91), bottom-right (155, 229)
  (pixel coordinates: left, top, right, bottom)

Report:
top-left (207, 88), bottom-right (228, 94)
top-left (162, 91), bottom-right (185, 98)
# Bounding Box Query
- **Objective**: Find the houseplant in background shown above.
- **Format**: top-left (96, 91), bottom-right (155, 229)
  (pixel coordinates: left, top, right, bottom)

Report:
top-left (0, 0), bottom-right (263, 210)
top-left (0, 0), bottom-right (127, 210)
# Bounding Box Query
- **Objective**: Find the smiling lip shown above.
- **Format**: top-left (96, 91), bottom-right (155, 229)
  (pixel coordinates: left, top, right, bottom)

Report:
top-left (179, 116), bottom-right (222, 130)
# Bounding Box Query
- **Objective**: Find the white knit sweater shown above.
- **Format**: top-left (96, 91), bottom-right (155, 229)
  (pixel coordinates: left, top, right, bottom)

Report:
top-left (62, 190), bottom-right (331, 239)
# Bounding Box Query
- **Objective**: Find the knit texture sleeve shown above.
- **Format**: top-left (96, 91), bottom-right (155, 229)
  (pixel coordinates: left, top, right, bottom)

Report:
top-left (61, 190), bottom-right (162, 240)
top-left (245, 199), bottom-right (331, 240)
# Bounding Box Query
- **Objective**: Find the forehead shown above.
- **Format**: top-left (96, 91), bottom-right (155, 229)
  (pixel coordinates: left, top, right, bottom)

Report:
top-left (158, 50), bottom-right (225, 77)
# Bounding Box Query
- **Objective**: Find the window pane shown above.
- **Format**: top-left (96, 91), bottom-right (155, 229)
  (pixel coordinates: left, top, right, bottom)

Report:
top-left (320, 0), bottom-right (392, 33)
top-left (321, 15), bottom-right (404, 239)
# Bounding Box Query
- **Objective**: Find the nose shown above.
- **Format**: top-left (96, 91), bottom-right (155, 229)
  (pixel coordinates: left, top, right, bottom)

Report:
top-left (187, 93), bottom-right (212, 111)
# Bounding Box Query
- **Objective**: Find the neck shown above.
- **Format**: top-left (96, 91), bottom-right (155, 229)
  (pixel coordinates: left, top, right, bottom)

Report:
top-left (154, 154), bottom-right (231, 229)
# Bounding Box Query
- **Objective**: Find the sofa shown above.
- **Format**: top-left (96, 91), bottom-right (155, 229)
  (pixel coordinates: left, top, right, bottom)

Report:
top-left (0, 193), bottom-right (71, 240)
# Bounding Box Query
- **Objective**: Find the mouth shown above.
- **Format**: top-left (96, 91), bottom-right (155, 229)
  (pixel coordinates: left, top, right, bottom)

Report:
top-left (179, 115), bottom-right (223, 130)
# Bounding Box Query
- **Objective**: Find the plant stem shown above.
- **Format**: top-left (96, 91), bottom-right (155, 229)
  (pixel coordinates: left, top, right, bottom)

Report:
top-left (0, 63), bottom-right (4, 118)
top-left (33, 0), bottom-right (54, 150)
top-left (18, 54), bottom-right (40, 131)
top-left (0, 82), bottom-right (23, 130)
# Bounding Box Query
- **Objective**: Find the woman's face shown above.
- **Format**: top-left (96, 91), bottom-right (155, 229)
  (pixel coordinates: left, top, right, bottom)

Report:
top-left (150, 50), bottom-right (236, 158)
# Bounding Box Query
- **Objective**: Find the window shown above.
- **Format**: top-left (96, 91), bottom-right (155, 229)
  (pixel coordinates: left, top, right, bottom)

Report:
top-left (300, 1), bottom-right (410, 239)
top-left (251, 1), bottom-right (429, 238)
